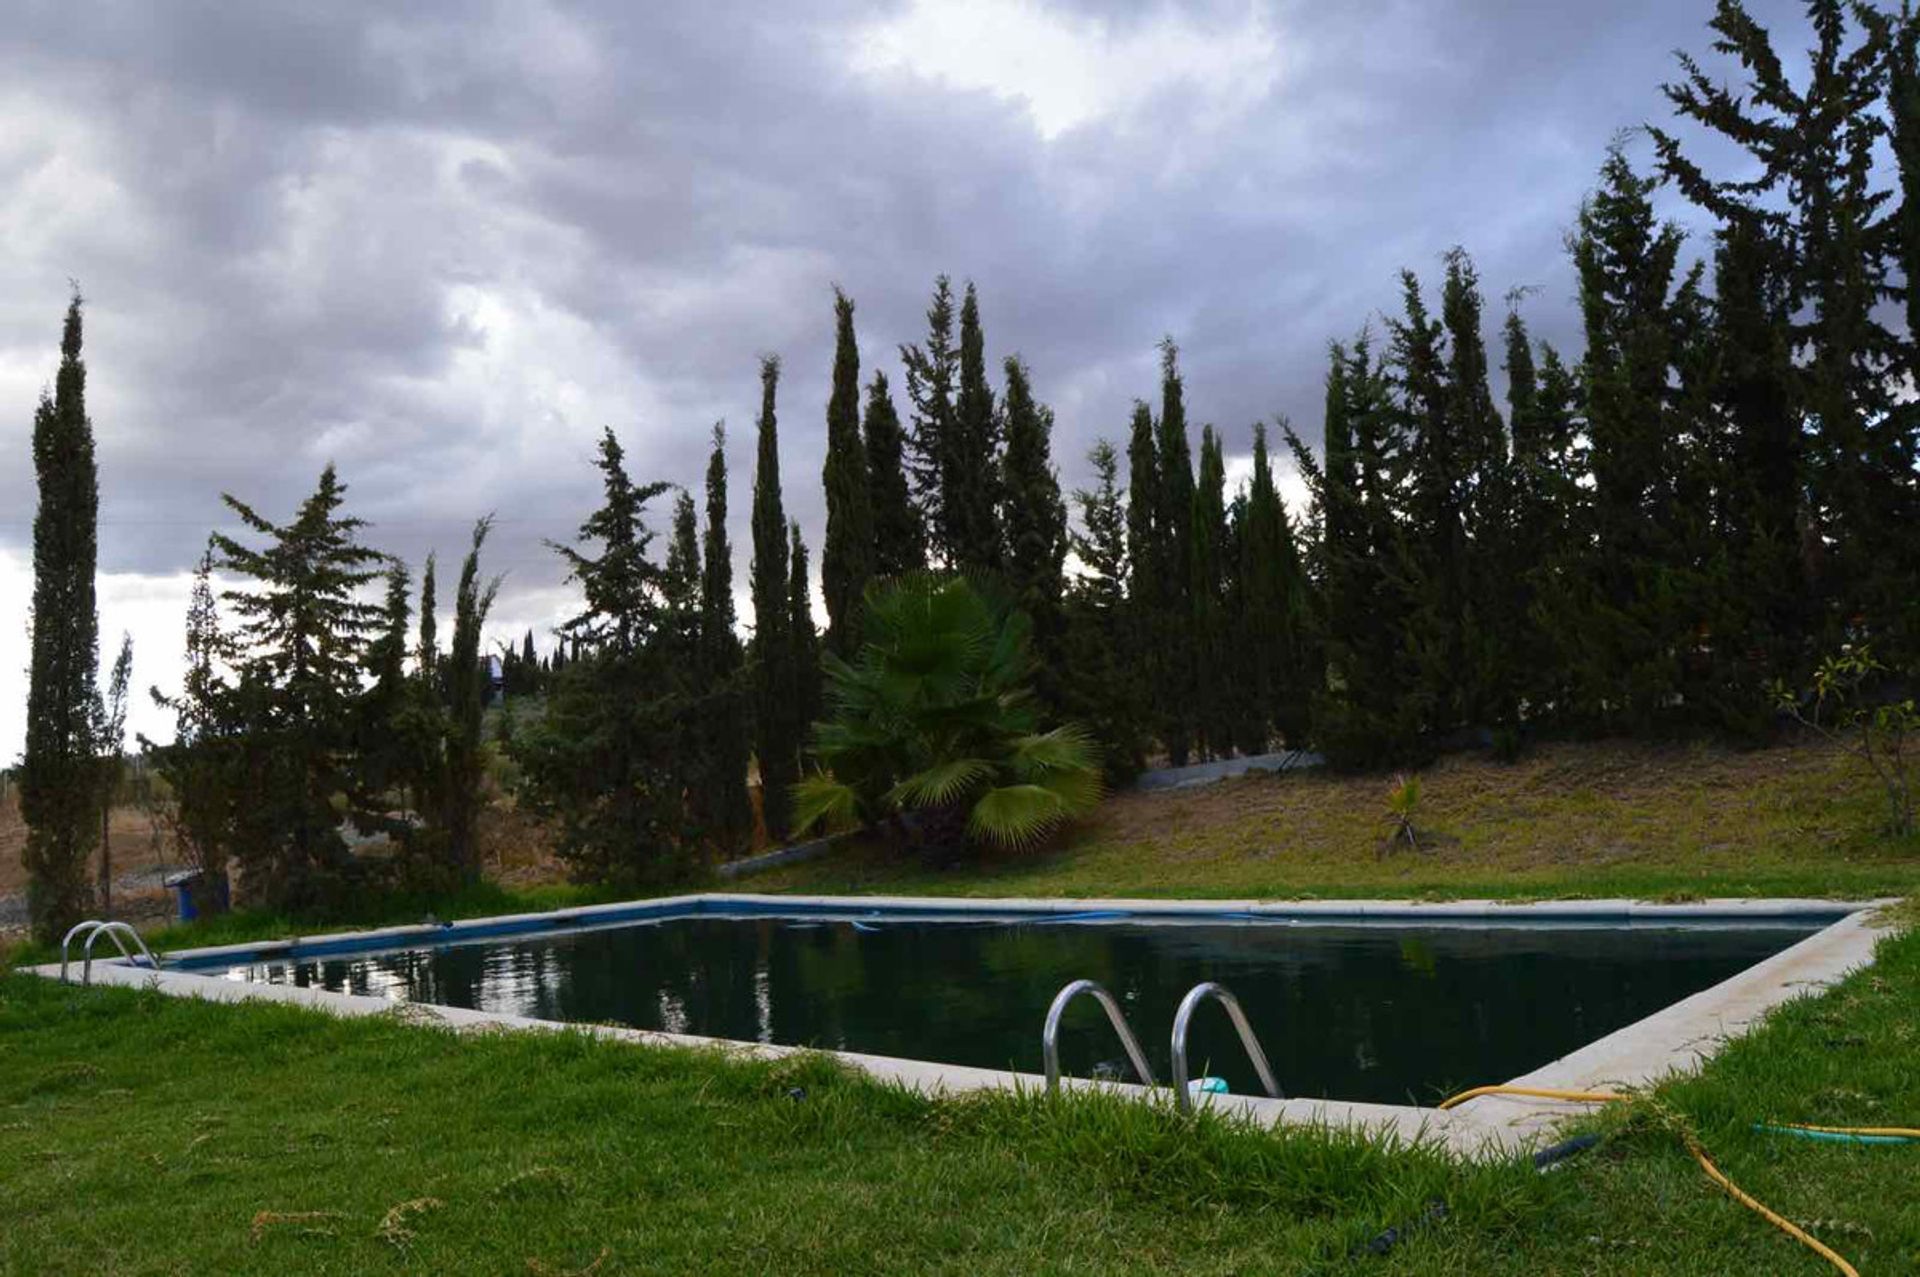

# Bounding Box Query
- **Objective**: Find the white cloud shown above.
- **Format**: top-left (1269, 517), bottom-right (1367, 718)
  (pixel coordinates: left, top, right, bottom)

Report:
top-left (848, 0), bottom-right (1284, 140)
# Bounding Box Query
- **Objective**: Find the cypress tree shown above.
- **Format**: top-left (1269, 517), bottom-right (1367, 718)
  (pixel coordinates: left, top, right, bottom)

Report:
top-left (864, 370), bottom-right (923, 579)
top-left (900, 277), bottom-right (958, 563)
top-left (789, 521), bottom-right (821, 753)
top-left (665, 488), bottom-right (702, 651)
top-left (1123, 400), bottom-right (1161, 757)
top-left (95, 632), bottom-right (132, 915)
top-left (442, 518), bottom-right (501, 881)
top-left (1546, 146), bottom-right (1703, 729)
top-left (822, 288), bottom-right (874, 655)
top-left (1390, 267), bottom-right (1459, 739)
top-left (417, 554), bottom-right (439, 684)
top-left (22, 291), bottom-right (101, 943)
top-left (1189, 426), bottom-right (1231, 758)
top-left (1154, 339), bottom-right (1197, 765)
top-left (700, 424), bottom-right (754, 854)
top-left (750, 356), bottom-right (799, 841)
top-left (1065, 439), bottom-right (1148, 780)
top-left (999, 356), bottom-right (1068, 709)
top-left (948, 283), bottom-right (1003, 573)
top-left (1239, 422), bottom-right (1309, 749)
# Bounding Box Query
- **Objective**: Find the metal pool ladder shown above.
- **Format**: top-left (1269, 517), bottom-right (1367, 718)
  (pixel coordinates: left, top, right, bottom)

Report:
top-left (60, 920), bottom-right (161, 986)
top-left (1171, 981), bottom-right (1282, 1113)
top-left (1042, 979), bottom-right (1157, 1092)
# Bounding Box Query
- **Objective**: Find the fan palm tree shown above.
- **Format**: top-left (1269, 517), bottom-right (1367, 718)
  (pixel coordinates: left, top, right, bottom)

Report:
top-left (793, 573), bottom-right (1101, 864)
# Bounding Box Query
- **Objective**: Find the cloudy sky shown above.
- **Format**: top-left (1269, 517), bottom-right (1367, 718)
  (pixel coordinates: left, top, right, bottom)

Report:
top-left (0, 0), bottom-right (1793, 756)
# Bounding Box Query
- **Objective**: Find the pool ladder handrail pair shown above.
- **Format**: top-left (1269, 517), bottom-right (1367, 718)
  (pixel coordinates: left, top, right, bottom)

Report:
top-left (1041, 978), bottom-right (1282, 1113)
top-left (59, 920), bottom-right (162, 986)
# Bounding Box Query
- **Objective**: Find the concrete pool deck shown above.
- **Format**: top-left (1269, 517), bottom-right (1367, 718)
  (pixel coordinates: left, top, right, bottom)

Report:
top-left (30, 894), bottom-right (1900, 1158)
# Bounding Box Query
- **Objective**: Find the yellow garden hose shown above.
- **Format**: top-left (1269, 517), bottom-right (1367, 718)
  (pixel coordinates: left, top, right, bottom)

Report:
top-left (1435, 1084), bottom-right (1893, 1277)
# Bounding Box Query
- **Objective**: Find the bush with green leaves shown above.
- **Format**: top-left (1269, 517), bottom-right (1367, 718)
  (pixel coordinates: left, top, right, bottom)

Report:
top-left (1775, 646), bottom-right (1917, 837)
top-left (793, 573), bottom-right (1101, 864)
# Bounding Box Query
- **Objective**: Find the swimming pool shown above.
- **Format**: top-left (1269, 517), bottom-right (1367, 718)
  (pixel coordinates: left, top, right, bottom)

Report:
top-left (163, 897), bottom-right (1854, 1106)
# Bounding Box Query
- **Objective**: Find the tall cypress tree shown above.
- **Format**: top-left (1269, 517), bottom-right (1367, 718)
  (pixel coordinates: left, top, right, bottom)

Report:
top-left (700, 424), bottom-right (754, 854)
top-left (821, 288), bottom-right (874, 655)
top-left (949, 283), bottom-right (1003, 573)
top-left (789, 522), bottom-right (821, 754)
top-left (1239, 421), bottom-right (1309, 749)
top-left (1189, 426), bottom-right (1231, 758)
top-left (1154, 339), bottom-right (1197, 765)
top-left (999, 356), bottom-right (1067, 709)
top-left (22, 292), bottom-right (100, 942)
top-left (864, 370), bottom-right (923, 579)
top-left (750, 356), bottom-right (799, 841)
top-left (416, 554), bottom-right (439, 684)
top-left (665, 489), bottom-right (702, 651)
top-left (442, 518), bottom-right (501, 881)
top-left (900, 277), bottom-right (958, 563)
top-left (1123, 400), bottom-right (1160, 742)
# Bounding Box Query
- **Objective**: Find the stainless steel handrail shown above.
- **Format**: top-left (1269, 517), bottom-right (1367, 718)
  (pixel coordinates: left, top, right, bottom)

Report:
top-left (60, 920), bottom-right (160, 985)
top-left (1170, 981), bottom-right (1281, 1113)
top-left (1042, 978), bottom-right (1157, 1093)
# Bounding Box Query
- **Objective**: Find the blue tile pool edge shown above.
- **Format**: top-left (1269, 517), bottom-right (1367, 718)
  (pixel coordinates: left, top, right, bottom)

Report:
top-left (140, 892), bottom-right (1874, 973)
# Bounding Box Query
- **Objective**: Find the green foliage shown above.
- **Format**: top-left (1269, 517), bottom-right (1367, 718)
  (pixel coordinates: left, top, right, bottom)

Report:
top-left (899, 276), bottom-right (958, 565)
top-left (998, 356), bottom-right (1067, 712)
top-left (1189, 426), bottom-right (1231, 758)
top-left (750, 357), bottom-right (801, 842)
top-left (1777, 646), bottom-right (1918, 836)
top-left (516, 430), bottom-right (703, 887)
top-left (862, 369), bottom-right (923, 578)
top-left (947, 283), bottom-right (1003, 574)
top-left (793, 574), bottom-right (1101, 864)
top-left (1152, 340), bottom-right (1196, 765)
top-left (210, 464), bottom-right (386, 911)
top-left (698, 425), bottom-right (754, 855)
top-left (1064, 439), bottom-right (1149, 783)
top-left (21, 292), bottom-right (100, 943)
top-left (821, 288), bottom-right (874, 656)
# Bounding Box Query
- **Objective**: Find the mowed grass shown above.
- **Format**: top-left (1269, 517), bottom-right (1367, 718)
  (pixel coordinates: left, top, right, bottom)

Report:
top-left (756, 739), bottom-right (1920, 902)
top-left (5, 915), bottom-right (1920, 1274)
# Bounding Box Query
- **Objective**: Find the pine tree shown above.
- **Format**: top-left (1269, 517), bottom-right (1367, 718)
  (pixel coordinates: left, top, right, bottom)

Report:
top-left (822, 288), bottom-right (875, 655)
top-left (864, 370), bottom-right (923, 579)
top-left (750, 356), bottom-right (800, 841)
top-left (1153, 340), bottom-right (1197, 765)
top-left (789, 521), bottom-right (821, 754)
top-left (900, 277), bottom-right (958, 563)
top-left (22, 292), bottom-right (101, 943)
top-left (521, 431), bottom-right (699, 885)
top-left (213, 464), bottom-right (386, 908)
top-left (1189, 426), bottom-right (1231, 757)
top-left (700, 424), bottom-right (754, 854)
top-left (1065, 439), bottom-right (1148, 780)
top-left (999, 356), bottom-right (1067, 710)
top-left (948, 283), bottom-right (1003, 573)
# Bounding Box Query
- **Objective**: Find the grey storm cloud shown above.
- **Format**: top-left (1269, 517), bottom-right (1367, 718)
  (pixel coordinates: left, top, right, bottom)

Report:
top-left (0, 0), bottom-right (1808, 752)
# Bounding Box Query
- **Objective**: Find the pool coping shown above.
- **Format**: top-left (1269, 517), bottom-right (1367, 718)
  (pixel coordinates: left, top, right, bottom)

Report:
top-left (28, 893), bottom-right (1899, 1157)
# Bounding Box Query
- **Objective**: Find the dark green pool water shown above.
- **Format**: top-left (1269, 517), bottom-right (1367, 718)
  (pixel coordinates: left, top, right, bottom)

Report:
top-left (221, 912), bottom-right (1823, 1104)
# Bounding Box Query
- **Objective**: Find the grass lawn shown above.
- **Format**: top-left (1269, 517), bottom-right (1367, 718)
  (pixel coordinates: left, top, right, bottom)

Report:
top-left (754, 740), bottom-right (1920, 902)
top-left (3, 911), bottom-right (1917, 1274)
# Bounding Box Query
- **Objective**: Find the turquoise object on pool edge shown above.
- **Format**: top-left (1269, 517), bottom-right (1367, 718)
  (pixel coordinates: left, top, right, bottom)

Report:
top-left (1188, 1077), bottom-right (1229, 1097)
